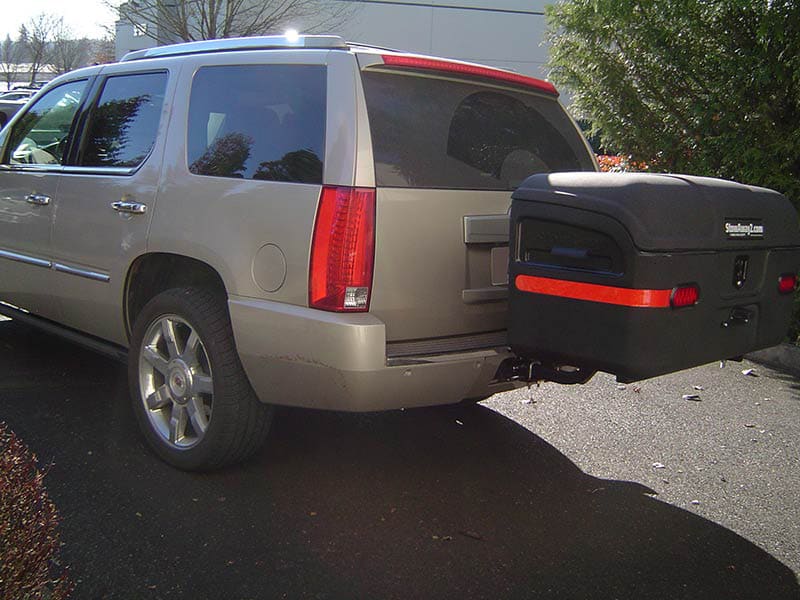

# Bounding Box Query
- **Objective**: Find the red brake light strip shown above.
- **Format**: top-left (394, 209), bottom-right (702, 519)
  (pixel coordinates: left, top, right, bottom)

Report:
top-left (381, 54), bottom-right (559, 96)
top-left (515, 275), bottom-right (673, 308)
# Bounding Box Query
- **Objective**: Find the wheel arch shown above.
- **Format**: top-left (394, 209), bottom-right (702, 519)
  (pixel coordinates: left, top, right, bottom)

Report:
top-left (124, 253), bottom-right (228, 341)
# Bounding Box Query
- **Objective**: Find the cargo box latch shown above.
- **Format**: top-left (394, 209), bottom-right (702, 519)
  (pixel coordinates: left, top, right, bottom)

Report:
top-left (733, 255), bottom-right (749, 289)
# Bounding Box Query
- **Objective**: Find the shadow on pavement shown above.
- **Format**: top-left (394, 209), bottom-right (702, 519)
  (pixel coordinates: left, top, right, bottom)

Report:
top-left (770, 371), bottom-right (800, 401)
top-left (0, 320), bottom-right (798, 599)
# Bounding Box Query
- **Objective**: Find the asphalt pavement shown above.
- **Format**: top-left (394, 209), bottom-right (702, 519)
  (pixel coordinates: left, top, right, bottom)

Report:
top-left (0, 317), bottom-right (798, 599)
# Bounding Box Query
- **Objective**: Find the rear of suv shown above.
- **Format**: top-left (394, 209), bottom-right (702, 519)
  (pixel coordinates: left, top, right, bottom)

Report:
top-left (0, 35), bottom-right (595, 469)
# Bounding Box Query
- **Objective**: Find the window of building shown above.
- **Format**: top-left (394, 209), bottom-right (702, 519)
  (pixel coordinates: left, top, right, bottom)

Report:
top-left (187, 64), bottom-right (326, 184)
top-left (78, 71), bottom-right (167, 168)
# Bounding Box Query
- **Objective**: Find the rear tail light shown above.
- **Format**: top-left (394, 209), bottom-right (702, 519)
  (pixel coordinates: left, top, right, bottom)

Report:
top-left (309, 186), bottom-right (376, 312)
top-left (670, 284), bottom-right (700, 308)
top-left (778, 273), bottom-right (797, 294)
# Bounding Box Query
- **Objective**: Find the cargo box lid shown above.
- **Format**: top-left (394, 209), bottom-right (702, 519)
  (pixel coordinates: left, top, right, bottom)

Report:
top-left (512, 172), bottom-right (800, 252)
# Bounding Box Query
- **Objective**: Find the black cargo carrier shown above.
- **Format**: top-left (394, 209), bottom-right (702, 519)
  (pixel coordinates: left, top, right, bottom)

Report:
top-left (508, 173), bottom-right (800, 382)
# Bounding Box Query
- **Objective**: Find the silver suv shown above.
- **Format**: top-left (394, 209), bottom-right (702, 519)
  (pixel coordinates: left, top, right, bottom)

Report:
top-left (0, 35), bottom-right (595, 469)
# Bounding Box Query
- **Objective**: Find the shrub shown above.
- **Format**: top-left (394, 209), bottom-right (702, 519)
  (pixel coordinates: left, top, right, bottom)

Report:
top-left (788, 293), bottom-right (800, 345)
top-left (547, 0), bottom-right (800, 208)
top-left (596, 154), bottom-right (650, 173)
top-left (0, 423), bottom-right (72, 599)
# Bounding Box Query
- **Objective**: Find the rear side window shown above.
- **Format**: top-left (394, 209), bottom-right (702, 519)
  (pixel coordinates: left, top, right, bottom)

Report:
top-left (187, 65), bottom-right (326, 184)
top-left (362, 72), bottom-right (594, 190)
top-left (79, 72), bottom-right (167, 168)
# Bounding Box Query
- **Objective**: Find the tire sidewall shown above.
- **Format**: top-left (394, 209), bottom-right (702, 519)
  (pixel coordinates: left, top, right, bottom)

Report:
top-left (129, 288), bottom-right (237, 470)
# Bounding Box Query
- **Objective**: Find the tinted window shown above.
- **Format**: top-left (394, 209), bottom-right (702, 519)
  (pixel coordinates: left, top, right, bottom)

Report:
top-left (5, 80), bottom-right (87, 165)
top-left (79, 72), bottom-right (167, 168)
top-left (362, 72), bottom-right (594, 190)
top-left (187, 65), bottom-right (326, 184)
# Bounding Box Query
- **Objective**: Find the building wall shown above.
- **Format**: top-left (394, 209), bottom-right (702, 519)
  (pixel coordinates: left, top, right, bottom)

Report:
top-left (115, 1), bottom-right (182, 60)
top-left (114, 0), bottom-right (551, 80)
top-left (116, 21), bottom-right (160, 59)
top-left (318, 0), bottom-right (550, 78)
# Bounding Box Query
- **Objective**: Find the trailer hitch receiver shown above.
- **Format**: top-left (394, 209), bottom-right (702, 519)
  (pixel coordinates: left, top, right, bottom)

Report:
top-left (494, 356), bottom-right (595, 385)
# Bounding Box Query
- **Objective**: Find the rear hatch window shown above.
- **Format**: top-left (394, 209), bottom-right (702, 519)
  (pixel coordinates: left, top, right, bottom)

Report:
top-left (361, 66), bottom-right (595, 345)
top-left (361, 70), bottom-right (594, 190)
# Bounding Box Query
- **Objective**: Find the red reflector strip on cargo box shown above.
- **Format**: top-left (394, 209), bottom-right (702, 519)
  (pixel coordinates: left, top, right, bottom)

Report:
top-left (515, 275), bottom-right (673, 308)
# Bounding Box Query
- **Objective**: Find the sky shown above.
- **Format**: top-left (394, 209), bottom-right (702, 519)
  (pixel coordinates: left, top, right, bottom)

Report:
top-left (0, 0), bottom-right (117, 40)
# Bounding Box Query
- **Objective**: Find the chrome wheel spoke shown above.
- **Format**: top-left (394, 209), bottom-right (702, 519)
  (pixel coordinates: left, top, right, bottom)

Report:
top-left (146, 385), bottom-right (171, 410)
top-left (182, 330), bottom-right (201, 365)
top-left (140, 313), bottom-right (213, 450)
top-left (161, 319), bottom-right (180, 359)
top-left (169, 405), bottom-right (188, 444)
top-left (142, 346), bottom-right (169, 376)
top-left (194, 373), bottom-right (213, 395)
top-left (187, 397), bottom-right (210, 435)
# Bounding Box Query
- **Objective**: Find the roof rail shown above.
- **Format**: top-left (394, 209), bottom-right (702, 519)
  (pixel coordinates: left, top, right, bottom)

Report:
top-left (120, 34), bottom-right (347, 62)
top-left (346, 40), bottom-right (405, 54)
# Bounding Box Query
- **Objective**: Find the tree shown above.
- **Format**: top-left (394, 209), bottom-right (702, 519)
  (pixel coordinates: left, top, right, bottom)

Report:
top-left (51, 20), bottom-right (91, 75)
top-left (254, 148), bottom-right (323, 183)
top-left (89, 37), bottom-right (117, 65)
top-left (19, 14), bottom-right (59, 84)
top-left (111, 0), bottom-right (356, 43)
top-left (546, 0), bottom-right (800, 206)
top-left (0, 35), bottom-right (24, 89)
top-left (189, 132), bottom-right (253, 177)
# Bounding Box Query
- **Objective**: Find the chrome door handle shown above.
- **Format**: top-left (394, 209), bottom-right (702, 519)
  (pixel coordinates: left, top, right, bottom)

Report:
top-left (112, 200), bottom-right (147, 215)
top-left (25, 193), bottom-right (51, 206)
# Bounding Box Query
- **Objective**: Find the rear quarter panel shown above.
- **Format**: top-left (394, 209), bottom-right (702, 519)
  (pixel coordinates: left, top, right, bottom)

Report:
top-left (147, 49), bottom-right (362, 306)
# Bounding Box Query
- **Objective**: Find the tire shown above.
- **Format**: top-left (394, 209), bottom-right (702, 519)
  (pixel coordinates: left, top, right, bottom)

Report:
top-left (128, 287), bottom-right (273, 470)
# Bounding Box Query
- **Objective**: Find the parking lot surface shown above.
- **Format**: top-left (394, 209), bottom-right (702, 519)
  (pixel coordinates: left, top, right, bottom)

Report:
top-left (1, 317), bottom-right (798, 599)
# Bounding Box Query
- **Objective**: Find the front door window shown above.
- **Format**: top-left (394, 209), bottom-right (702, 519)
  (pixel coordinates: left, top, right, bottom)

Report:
top-left (5, 80), bottom-right (87, 166)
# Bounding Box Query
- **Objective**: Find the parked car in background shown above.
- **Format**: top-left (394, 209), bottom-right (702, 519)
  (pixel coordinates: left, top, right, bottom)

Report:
top-left (0, 90), bottom-right (35, 102)
top-left (0, 96), bottom-right (30, 128)
top-left (11, 81), bottom-right (48, 91)
top-left (0, 87), bottom-right (41, 127)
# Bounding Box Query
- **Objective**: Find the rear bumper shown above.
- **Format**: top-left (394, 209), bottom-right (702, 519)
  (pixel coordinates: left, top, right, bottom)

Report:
top-left (228, 295), bottom-right (516, 411)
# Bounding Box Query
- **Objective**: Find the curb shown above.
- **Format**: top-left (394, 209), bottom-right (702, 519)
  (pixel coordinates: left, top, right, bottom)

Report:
top-left (746, 343), bottom-right (800, 377)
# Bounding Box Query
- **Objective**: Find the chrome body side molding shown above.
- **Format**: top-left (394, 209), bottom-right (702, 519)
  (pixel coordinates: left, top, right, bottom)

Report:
top-left (0, 247), bottom-right (110, 282)
top-left (52, 262), bottom-right (111, 282)
top-left (0, 248), bottom-right (52, 268)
